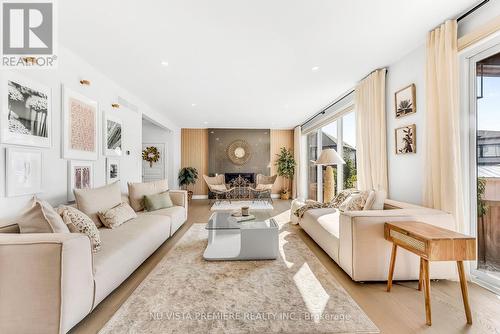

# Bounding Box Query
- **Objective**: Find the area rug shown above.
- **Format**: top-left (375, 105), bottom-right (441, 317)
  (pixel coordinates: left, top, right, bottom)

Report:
top-left (99, 215), bottom-right (379, 334)
top-left (210, 200), bottom-right (273, 211)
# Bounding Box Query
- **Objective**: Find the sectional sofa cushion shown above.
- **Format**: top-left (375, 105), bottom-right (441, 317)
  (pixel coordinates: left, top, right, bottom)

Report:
top-left (93, 214), bottom-right (171, 304)
top-left (58, 206), bottom-right (102, 253)
top-left (74, 182), bottom-right (122, 227)
top-left (98, 202), bottom-right (137, 229)
top-left (16, 198), bottom-right (69, 234)
top-left (371, 190), bottom-right (387, 210)
top-left (127, 179), bottom-right (169, 211)
top-left (142, 206), bottom-right (187, 235)
top-left (143, 191), bottom-right (173, 212)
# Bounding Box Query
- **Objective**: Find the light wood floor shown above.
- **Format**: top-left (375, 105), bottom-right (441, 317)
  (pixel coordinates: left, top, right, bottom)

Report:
top-left (71, 200), bottom-right (500, 334)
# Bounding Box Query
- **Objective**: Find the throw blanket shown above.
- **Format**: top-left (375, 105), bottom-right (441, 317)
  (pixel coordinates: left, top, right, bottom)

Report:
top-left (294, 189), bottom-right (356, 218)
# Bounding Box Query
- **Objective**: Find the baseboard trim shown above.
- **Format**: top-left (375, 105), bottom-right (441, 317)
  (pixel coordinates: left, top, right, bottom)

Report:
top-left (192, 195), bottom-right (208, 199)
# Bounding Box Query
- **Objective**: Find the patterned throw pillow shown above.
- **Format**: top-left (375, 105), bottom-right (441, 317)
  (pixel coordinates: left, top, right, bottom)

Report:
top-left (331, 188), bottom-right (356, 208)
top-left (98, 202), bottom-right (137, 228)
top-left (57, 206), bottom-right (101, 253)
top-left (338, 191), bottom-right (370, 212)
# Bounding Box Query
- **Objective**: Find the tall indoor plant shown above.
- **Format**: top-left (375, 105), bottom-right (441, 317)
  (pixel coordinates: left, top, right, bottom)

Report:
top-left (275, 147), bottom-right (296, 200)
top-left (178, 167), bottom-right (199, 202)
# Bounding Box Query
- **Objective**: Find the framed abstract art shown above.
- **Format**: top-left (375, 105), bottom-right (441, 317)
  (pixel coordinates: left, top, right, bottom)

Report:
top-left (62, 86), bottom-right (98, 160)
top-left (106, 157), bottom-right (120, 184)
top-left (103, 112), bottom-right (122, 156)
top-left (2, 74), bottom-right (51, 148)
top-left (67, 160), bottom-right (94, 201)
top-left (6, 147), bottom-right (43, 197)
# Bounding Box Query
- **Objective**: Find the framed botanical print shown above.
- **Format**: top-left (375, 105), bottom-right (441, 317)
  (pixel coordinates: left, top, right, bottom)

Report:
top-left (67, 160), bottom-right (94, 201)
top-left (106, 158), bottom-right (120, 184)
top-left (395, 124), bottom-right (416, 154)
top-left (6, 147), bottom-right (43, 197)
top-left (395, 84), bottom-right (416, 118)
top-left (2, 74), bottom-right (51, 148)
top-left (62, 86), bottom-right (98, 160)
top-left (103, 112), bottom-right (122, 156)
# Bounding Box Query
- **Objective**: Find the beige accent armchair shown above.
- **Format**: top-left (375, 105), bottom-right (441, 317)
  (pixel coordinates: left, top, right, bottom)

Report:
top-left (203, 174), bottom-right (233, 204)
top-left (250, 174), bottom-right (277, 203)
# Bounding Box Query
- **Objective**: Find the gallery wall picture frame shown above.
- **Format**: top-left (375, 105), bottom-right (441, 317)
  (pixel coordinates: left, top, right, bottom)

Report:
top-left (62, 85), bottom-right (99, 160)
top-left (2, 74), bottom-right (52, 148)
top-left (106, 157), bottom-right (120, 184)
top-left (103, 112), bottom-right (122, 156)
top-left (6, 147), bottom-right (43, 197)
top-left (395, 83), bottom-right (416, 118)
top-left (67, 160), bottom-right (94, 201)
top-left (395, 124), bottom-right (417, 155)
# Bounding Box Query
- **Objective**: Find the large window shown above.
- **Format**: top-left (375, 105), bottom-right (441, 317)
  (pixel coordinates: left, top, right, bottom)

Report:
top-left (305, 111), bottom-right (356, 201)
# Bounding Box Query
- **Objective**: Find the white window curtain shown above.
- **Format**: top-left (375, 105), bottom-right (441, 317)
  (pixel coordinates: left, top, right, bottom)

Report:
top-left (423, 20), bottom-right (464, 232)
top-left (355, 68), bottom-right (388, 192)
top-left (292, 126), bottom-right (301, 198)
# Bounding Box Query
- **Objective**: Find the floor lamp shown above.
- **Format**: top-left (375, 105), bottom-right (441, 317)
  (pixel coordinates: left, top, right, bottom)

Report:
top-left (314, 148), bottom-right (345, 203)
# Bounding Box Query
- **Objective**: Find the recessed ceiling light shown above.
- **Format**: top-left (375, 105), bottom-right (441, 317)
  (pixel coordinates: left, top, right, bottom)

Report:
top-left (203, 121), bottom-right (208, 124)
top-left (161, 60), bottom-right (169, 66)
top-left (191, 103), bottom-right (197, 107)
top-left (312, 66), bottom-right (319, 71)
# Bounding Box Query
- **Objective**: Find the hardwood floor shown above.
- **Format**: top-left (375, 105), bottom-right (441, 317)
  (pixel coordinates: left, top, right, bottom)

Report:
top-left (71, 200), bottom-right (500, 334)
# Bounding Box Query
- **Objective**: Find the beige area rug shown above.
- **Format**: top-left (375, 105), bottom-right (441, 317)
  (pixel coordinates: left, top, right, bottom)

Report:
top-left (100, 212), bottom-right (379, 334)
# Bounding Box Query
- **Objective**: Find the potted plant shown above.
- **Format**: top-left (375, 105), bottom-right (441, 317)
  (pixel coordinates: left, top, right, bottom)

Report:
top-left (275, 147), bottom-right (296, 200)
top-left (178, 167), bottom-right (199, 202)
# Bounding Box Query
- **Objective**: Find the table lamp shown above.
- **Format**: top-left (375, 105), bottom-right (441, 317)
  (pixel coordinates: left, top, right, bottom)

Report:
top-left (314, 148), bottom-right (345, 203)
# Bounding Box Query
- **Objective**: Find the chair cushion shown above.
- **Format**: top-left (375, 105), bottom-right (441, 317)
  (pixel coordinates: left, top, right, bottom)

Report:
top-left (255, 184), bottom-right (273, 191)
top-left (210, 184), bottom-right (227, 192)
top-left (127, 179), bottom-right (169, 212)
top-left (93, 214), bottom-right (171, 305)
top-left (74, 182), bottom-right (122, 228)
top-left (142, 206), bottom-right (187, 236)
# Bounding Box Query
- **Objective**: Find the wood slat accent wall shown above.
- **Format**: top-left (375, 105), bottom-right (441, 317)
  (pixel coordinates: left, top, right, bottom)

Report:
top-left (270, 129), bottom-right (294, 194)
top-left (181, 129), bottom-right (209, 195)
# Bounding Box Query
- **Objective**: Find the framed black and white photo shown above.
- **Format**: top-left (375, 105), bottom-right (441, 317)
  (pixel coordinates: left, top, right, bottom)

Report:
top-left (395, 124), bottom-right (416, 155)
top-left (103, 112), bottom-right (122, 156)
top-left (2, 74), bottom-right (51, 147)
top-left (62, 86), bottom-right (99, 161)
top-left (106, 158), bottom-right (120, 184)
top-left (395, 84), bottom-right (416, 118)
top-left (6, 147), bottom-right (43, 197)
top-left (67, 160), bottom-right (94, 201)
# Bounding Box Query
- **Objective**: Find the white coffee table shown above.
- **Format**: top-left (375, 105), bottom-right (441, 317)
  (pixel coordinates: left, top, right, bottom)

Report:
top-left (203, 211), bottom-right (279, 261)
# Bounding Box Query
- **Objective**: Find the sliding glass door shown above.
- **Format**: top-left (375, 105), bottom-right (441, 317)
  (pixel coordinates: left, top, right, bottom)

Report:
top-left (470, 44), bottom-right (500, 294)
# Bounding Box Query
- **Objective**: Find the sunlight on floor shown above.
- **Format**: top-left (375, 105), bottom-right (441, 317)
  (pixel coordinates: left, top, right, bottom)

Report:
top-left (293, 262), bottom-right (330, 323)
top-left (278, 230), bottom-right (294, 268)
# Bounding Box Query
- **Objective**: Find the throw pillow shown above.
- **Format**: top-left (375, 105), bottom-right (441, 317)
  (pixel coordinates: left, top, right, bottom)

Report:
top-left (128, 179), bottom-right (169, 211)
top-left (363, 190), bottom-right (376, 210)
top-left (331, 188), bottom-right (356, 208)
top-left (143, 192), bottom-right (174, 212)
top-left (74, 182), bottom-right (122, 228)
top-left (371, 190), bottom-right (387, 210)
top-left (210, 184), bottom-right (227, 192)
top-left (339, 191), bottom-right (370, 212)
top-left (98, 202), bottom-right (137, 228)
top-left (255, 184), bottom-right (273, 191)
top-left (16, 197), bottom-right (69, 234)
top-left (58, 206), bottom-right (101, 253)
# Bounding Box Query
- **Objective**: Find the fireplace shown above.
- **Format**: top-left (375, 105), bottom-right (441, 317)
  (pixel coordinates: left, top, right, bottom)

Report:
top-left (224, 173), bottom-right (255, 185)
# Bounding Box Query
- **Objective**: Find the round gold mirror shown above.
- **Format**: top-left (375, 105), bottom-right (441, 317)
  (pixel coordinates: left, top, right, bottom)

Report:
top-left (227, 140), bottom-right (251, 165)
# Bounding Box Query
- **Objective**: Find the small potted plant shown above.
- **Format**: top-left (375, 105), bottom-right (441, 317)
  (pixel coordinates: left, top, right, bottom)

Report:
top-left (178, 167), bottom-right (199, 202)
top-left (275, 147), bottom-right (296, 200)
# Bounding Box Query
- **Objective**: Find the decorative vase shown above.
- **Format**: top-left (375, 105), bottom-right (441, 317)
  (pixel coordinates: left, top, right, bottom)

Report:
top-left (280, 190), bottom-right (290, 200)
top-left (187, 190), bottom-right (193, 202)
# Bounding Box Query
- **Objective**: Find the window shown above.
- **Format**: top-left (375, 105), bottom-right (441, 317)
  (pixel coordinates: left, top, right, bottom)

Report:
top-left (305, 111), bottom-right (357, 200)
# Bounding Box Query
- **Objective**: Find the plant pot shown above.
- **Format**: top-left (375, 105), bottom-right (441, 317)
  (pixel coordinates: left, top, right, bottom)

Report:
top-left (187, 190), bottom-right (193, 202)
top-left (280, 191), bottom-right (290, 200)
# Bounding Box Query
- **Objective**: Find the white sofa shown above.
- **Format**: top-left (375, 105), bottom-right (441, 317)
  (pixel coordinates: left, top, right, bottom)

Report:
top-left (293, 199), bottom-right (456, 282)
top-left (0, 190), bottom-right (188, 334)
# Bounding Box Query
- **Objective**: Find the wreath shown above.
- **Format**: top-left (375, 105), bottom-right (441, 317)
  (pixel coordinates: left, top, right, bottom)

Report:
top-left (142, 146), bottom-right (160, 167)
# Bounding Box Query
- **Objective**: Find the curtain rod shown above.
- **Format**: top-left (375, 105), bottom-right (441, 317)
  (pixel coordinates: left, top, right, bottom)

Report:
top-left (300, 89), bottom-right (354, 127)
top-left (457, 0), bottom-right (490, 22)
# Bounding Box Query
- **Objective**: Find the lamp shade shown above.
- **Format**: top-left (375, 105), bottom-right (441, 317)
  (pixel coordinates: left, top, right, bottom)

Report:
top-left (313, 148), bottom-right (345, 165)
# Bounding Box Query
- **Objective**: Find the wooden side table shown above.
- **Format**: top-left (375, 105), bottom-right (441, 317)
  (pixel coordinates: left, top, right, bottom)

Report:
top-left (384, 221), bottom-right (476, 326)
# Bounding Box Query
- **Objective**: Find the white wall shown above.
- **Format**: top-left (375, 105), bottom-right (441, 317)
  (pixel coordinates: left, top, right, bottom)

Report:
top-left (142, 119), bottom-right (181, 189)
top-left (0, 45), bottom-right (180, 222)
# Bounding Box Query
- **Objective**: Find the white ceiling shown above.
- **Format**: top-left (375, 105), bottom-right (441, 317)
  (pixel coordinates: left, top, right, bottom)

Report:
top-left (60, 0), bottom-right (477, 129)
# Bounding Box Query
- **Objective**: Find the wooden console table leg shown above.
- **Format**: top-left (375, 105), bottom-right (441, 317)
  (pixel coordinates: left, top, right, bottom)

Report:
top-left (423, 258), bottom-right (432, 326)
top-left (418, 257), bottom-right (424, 291)
top-left (387, 243), bottom-right (398, 292)
top-left (457, 261), bottom-right (473, 324)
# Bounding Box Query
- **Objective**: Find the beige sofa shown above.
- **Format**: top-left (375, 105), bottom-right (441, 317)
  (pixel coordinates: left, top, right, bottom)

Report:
top-left (293, 199), bottom-right (456, 282)
top-left (0, 190), bottom-right (188, 334)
